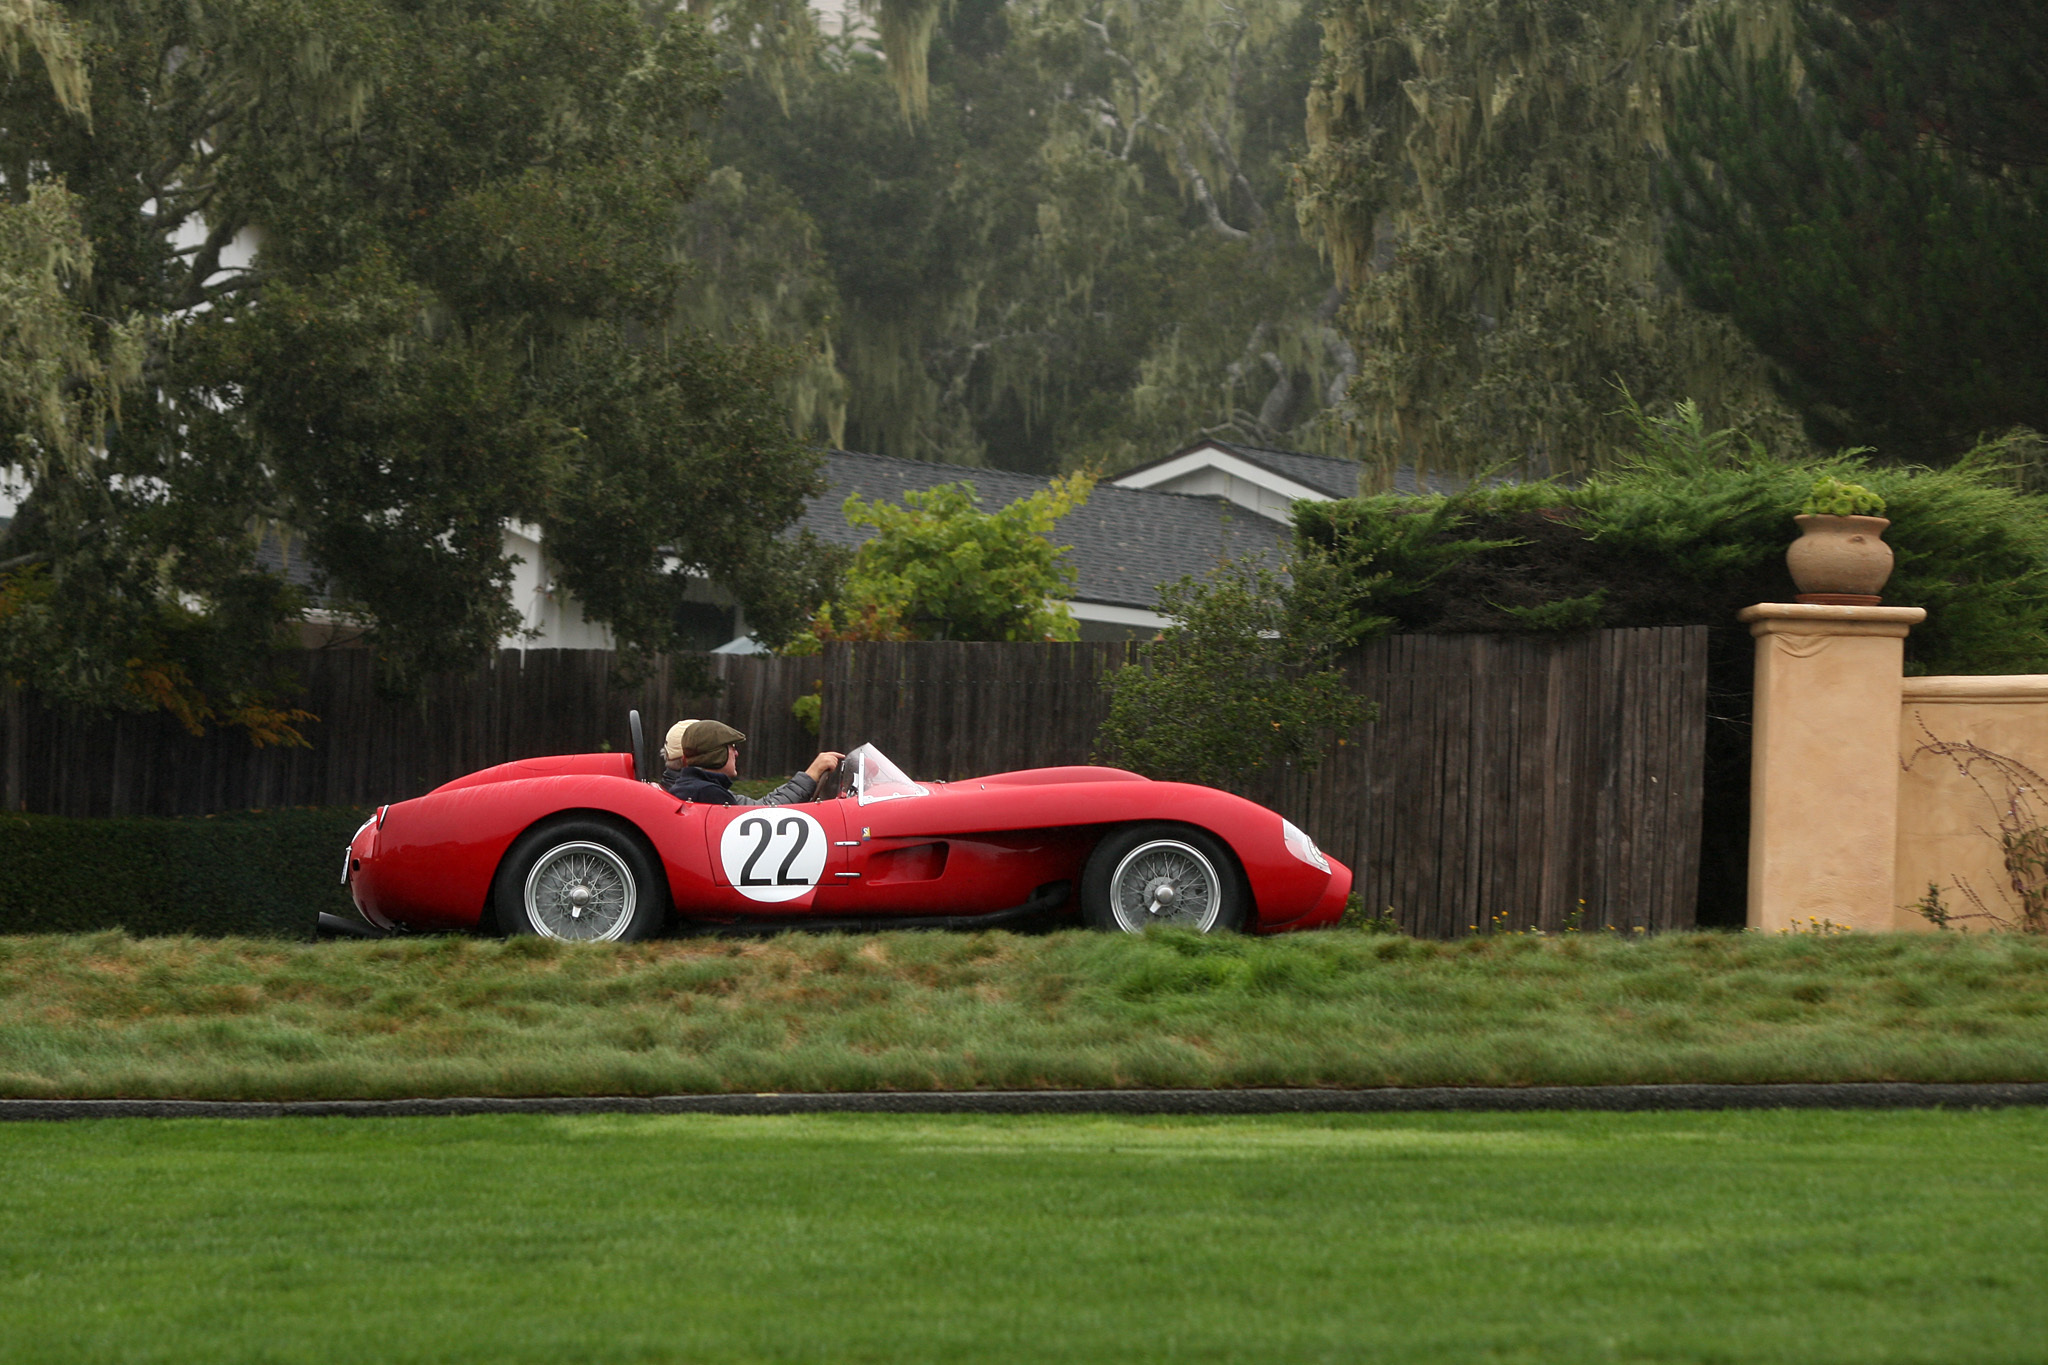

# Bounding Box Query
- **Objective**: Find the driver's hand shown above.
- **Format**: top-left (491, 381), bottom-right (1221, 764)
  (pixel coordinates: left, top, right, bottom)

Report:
top-left (805, 751), bottom-right (846, 781)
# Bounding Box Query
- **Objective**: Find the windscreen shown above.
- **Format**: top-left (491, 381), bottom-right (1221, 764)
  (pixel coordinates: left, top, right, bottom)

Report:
top-left (850, 744), bottom-right (929, 806)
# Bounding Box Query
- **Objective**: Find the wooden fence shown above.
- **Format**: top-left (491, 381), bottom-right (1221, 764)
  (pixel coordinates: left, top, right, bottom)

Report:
top-left (1286, 629), bottom-right (1705, 936)
top-left (1, 627), bottom-right (1707, 933)
top-left (817, 628), bottom-right (1707, 934)
top-left (0, 650), bottom-right (821, 819)
top-left (817, 639), bottom-right (1134, 779)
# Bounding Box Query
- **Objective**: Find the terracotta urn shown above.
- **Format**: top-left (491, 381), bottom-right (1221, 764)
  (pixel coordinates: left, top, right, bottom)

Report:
top-left (1786, 514), bottom-right (1893, 603)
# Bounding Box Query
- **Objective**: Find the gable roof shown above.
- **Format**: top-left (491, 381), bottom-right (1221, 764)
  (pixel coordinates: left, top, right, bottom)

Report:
top-left (1116, 440), bottom-right (1466, 501)
top-left (1194, 443), bottom-right (1364, 499)
top-left (800, 450), bottom-right (1290, 611)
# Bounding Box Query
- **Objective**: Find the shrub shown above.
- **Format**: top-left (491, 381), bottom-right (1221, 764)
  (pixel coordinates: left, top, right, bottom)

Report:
top-left (1801, 476), bottom-right (1887, 518)
top-left (789, 474), bottom-right (1096, 647)
top-left (0, 808), bottom-right (371, 938)
top-left (1096, 557), bottom-right (1373, 788)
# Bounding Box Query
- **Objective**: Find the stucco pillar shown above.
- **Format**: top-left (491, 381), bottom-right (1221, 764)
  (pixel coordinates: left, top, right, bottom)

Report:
top-left (1741, 603), bottom-right (1926, 932)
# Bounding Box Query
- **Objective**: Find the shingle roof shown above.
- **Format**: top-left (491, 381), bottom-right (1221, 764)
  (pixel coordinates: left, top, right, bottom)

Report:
top-left (801, 450), bottom-right (1291, 611)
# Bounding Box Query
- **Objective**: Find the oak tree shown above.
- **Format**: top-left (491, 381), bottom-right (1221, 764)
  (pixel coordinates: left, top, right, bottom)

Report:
top-left (0, 0), bottom-right (828, 733)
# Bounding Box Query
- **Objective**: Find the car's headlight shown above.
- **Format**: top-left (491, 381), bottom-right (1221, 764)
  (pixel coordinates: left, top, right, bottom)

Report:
top-left (1281, 819), bottom-right (1329, 873)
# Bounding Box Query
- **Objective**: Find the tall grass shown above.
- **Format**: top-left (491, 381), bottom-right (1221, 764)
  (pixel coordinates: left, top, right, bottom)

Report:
top-left (3, 929), bottom-right (2046, 1100)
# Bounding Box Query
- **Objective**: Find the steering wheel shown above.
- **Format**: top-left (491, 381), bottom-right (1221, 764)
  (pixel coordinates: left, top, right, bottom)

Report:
top-left (815, 750), bottom-right (857, 802)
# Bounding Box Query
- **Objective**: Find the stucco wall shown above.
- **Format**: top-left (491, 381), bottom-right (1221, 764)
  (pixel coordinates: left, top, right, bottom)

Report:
top-left (1894, 676), bottom-right (2048, 931)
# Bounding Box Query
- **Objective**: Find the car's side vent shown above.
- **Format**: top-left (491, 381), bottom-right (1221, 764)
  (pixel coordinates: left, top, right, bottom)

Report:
top-left (865, 842), bottom-right (949, 884)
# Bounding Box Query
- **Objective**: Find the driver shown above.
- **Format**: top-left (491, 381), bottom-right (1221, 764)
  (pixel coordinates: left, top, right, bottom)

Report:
top-left (663, 719), bottom-right (843, 807)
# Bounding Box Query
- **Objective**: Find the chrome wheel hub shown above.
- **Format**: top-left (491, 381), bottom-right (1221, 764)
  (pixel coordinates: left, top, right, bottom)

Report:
top-left (524, 842), bottom-right (635, 941)
top-left (1109, 840), bottom-right (1219, 933)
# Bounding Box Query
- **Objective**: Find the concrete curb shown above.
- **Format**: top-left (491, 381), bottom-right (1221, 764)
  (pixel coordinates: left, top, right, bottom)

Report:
top-left (5, 1082), bottom-right (2048, 1122)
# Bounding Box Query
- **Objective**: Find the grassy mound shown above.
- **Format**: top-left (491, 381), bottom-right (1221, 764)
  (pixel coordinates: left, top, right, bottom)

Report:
top-left (3, 929), bottom-right (2045, 1100)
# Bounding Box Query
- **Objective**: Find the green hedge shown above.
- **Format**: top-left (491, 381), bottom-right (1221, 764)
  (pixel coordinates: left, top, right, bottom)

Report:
top-left (1291, 414), bottom-right (2048, 674)
top-left (0, 808), bottom-right (372, 938)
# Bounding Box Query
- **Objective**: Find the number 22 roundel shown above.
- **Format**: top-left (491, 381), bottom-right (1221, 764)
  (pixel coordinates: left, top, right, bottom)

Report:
top-left (718, 808), bottom-right (829, 904)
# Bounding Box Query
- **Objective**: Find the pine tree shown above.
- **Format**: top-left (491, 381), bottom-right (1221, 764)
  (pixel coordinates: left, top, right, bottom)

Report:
top-left (1664, 0), bottom-right (2048, 462)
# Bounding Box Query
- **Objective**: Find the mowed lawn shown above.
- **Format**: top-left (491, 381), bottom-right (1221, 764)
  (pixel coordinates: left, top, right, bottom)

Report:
top-left (2, 1110), bottom-right (2045, 1364)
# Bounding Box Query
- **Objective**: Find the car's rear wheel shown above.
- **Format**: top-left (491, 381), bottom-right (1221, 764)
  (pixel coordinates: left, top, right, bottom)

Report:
top-left (1081, 824), bottom-right (1246, 934)
top-left (494, 818), bottom-right (669, 942)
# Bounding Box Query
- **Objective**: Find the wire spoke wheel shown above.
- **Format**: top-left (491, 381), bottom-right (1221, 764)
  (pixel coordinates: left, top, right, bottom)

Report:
top-left (1108, 839), bottom-right (1221, 933)
top-left (523, 841), bottom-right (637, 941)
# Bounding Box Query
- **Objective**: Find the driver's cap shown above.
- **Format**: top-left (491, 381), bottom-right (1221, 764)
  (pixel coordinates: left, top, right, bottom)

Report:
top-left (681, 719), bottom-right (746, 767)
top-left (662, 720), bottom-right (698, 766)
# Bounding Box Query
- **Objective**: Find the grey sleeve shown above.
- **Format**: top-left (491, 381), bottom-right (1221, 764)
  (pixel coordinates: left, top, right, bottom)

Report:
top-left (754, 772), bottom-right (820, 806)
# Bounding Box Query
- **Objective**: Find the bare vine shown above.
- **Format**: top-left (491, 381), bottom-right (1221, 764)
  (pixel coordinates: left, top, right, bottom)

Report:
top-left (1902, 721), bottom-right (2048, 933)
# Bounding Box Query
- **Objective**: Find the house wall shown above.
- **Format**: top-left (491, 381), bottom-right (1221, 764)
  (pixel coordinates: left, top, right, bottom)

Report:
top-left (503, 524), bottom-right (615, 651)
top-left (1894, 676), bottom-right (2048, 932)
top-left (499, 525), bottom-right (741, 652)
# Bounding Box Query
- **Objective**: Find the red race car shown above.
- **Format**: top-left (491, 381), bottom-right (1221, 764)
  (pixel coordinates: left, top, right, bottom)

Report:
top-left (338, 723), bottom-right (1350, 941)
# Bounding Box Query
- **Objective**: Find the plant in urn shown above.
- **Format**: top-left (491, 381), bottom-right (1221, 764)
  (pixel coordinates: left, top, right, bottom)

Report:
top-left (1787, 476), bottom-right (1892, 605)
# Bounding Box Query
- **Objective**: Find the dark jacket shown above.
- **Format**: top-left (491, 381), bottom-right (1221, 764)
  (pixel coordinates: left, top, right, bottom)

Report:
top-left (663, 766), bottom-right (817, 807)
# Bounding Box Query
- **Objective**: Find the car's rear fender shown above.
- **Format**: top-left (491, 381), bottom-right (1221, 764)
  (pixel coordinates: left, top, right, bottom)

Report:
top-left (361, 774), bottom-right (695, 932)
top-left (428, 753), bottom-right (636, 796)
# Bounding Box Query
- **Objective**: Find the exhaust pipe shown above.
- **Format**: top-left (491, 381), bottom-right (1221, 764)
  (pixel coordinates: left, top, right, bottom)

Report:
top-left (317, 912), bottom-right (388, 940)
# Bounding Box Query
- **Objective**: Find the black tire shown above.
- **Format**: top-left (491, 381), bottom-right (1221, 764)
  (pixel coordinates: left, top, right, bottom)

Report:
top-left (493, 817), bottom-right (669, 942)
top-left (1080, 823), bottom-right (1246, 934)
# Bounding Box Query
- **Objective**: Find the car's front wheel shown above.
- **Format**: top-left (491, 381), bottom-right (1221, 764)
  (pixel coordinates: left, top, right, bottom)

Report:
top-left (1080, 824), bottom-right (1246, 934)
top-left (494, 818), bottom-right (669, 942)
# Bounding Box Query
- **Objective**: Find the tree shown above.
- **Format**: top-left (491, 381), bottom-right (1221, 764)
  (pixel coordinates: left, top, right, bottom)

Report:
top-left (1664, 0), bottom-right (2048, 462)
top-left (1096, 555), bottom-right (1369, 788)
top-left (0, 0), bottom-right (830, 731)
top-left (706, 0), bottom-right (1355, 474)
top-left (1294, 0), bottom-right (1808, 485)
top-left (798, 472), bottom-right (1095, 644)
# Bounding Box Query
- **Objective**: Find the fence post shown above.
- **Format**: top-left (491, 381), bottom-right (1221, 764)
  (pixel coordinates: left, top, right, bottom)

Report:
top-left (1741, 602), bottom-right (1925, 932)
